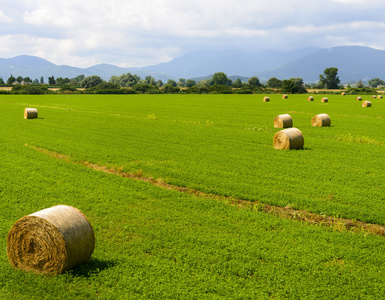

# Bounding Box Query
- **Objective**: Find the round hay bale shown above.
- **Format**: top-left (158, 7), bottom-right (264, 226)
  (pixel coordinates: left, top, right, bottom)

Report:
top-left (356, 96), bottom-right (362, 101)
top-left (341, 92), bottom-right (346, 96)
top-left (377, 95), bottom-right (383, 99)
top-left (273, 114), bottom-right (293, 128)
top-left (311, 114), bottom-right (331, 127)
top-left (362, 101), bottom-right (372, 107)
top-left (24, 108), bottom-right (38, 119)
top-left (282, 94), bottom-right (288, 99)
top-left (273, 128), bottom-right (304, 150)
top-left (7, 205), bottom-right (94, 275)
top-left (372, 95), bottom-right (377, 98)
top-left (263, 97), bottom-right (270, 102)
top-left (321, 97), bottom-right (328, 103)
top-left (307, 96), bottom-right (314, 101)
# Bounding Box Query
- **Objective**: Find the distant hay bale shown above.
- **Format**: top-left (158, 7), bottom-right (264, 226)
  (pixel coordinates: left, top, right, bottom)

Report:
top-left (7, 205), bottom-right (94, 275)
top-left (377, 95), bottom-right (383, 99)
top-left (362, 101), bottom-right (372, 107)
top-left (273, 128), bottom-right (304, 150)
top-left (311, 114), bottom-right (331, 127)
top-left (307, 96), bottom-right (314, 101)
top-left (372, 95), bottom-right (377, 98)
top-left (321, 97), bottom-right (328, 103)
top-left (282, 94), bottom-right (288, 99)
top-left (356, 96), bottom-right (362, 101)
top-left (341, 92), bottom-right (346, 96)
top-left (24, 108), bottom-right (38, 119)
top-left (263, 97), bottom-right (270, 102)
top-left (273, 114), bottom-right (293, 128)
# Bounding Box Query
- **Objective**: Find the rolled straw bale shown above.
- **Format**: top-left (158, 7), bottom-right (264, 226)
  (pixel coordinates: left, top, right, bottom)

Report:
top-left (356, 96), bottom-right (362, 101)
top-left (7, 205), bottom-right (94, 275)
top-left (372, 95), bottom-right (377, 98)
top-left (273, 128), bottom-right (304, 150)
top-left (362, 101), bottom-right (372, 107)
top-left (307, 96), bottom-right (314, 101)
top-left (321, 97), bottom-right (328, 103)
top-left (377, 95), bottom-right (383, 99)
top-left (341, 92), bottom-right (346, 96)
top-left (273, 114), bottom-right (293, 128)
top-left (282, 94), bottom-right (288, 99)
top-left (311, 114), bottom-right (331, 127)
top-left (263, 97), bottom-right (270, 102)
top-left (24, 108), bottom-right (38, 119)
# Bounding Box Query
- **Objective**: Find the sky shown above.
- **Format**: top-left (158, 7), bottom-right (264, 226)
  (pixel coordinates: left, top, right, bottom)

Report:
top-left (0, 0), bottom-right (385, 68)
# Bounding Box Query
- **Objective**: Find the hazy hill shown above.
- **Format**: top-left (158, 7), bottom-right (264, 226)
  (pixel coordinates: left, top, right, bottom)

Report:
top-left (1, 46), bottom-right (385, 83)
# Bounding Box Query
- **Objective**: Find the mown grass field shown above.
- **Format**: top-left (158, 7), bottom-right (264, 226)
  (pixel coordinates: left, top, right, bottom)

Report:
top-left (1, 94), bottom-right (385, 299)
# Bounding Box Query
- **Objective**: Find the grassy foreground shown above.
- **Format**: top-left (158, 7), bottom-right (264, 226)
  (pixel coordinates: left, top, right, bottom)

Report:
top-left (1, 94), bottom-right (385, 299)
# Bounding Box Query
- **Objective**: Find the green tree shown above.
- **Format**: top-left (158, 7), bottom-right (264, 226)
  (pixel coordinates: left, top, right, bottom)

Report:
top-left (56, 77), bottom-right (70, 85)
top-left (167, 79), bottom-right (177, 87)
top-left (211, 72), bottom-right (232, 86)
top-left (80, 75), bottom-right (103, 88)
top-left (185, 79), bottom-right (196, 87)
top-left (40, 76), bottom-right (44, 84)
top-left (232, 78), bottom-right (242, 88)
top-left (319, 67), bottom-right (340, 89)
top-left (368, 78), bottom-right (385, 88)
top-left (290, 77), bottom-right (304, 87)
top-left (248, 76), bottom-right (261, 88)
top-left (16, 76), bottom-right (23, 83)
top-left (0, 77), bottom-right (5, 84)
top-left (177, 78), bottom-right (186, 87)
top-left (266, 77), bottom-right (282, 88)
top-left (156, 80), bottom-right (163, 87)
top-left (7, 75), bottom-right (16, 84)
top-left (281, 79), bottom-right (308, 94)
top-left (48, 76), bottom-right (56, 85)
top-left (110, 73), bottom-right (140, 87)
top-left (74, 75), bottom-right (85, 83)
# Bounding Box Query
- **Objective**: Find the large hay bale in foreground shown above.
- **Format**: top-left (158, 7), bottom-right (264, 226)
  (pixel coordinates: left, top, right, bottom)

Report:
top-left (263, 97), bottom-right (270, 102)
top-left (311, 114), bottom-right (331, 127)
top-left (24, 108), bottom-right (38, 119)
top-left (282, 94), bottom-right (288, 99)
top-left (274, 114), bottom-right (293, 128)
top-left (356, 96), bottom-right (362, 101)
top-left (273, 128), bottom-right (304, 150)
top-left (321, 97), bottom-right (328, 103)
top-left (7, 205), bottom-right (94, 275)
top-left (362, 101), bottom-right (372, 107)
top-left (307, 96), bottom-right (314, 101)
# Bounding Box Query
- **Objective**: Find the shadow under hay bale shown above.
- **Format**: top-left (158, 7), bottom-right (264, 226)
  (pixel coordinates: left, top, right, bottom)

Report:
top-left (321, 97), bottom-right (328, 103)
top-left (263, 97), bottom-right (270, 102)
top-left (7, 205), bottom-right (94, 275)
top-left (311, 114), bottom-right (331, 127)
top-left (24, 108), bottom-right (38, 119)
top-left (273, 128), bottom-right (304, 150)
top-left (307, 96), bottom-right (314, 101)
top-left (362, 101), bottom-right (372, 107)
top-left (274, 114), bottom-right (293, 128)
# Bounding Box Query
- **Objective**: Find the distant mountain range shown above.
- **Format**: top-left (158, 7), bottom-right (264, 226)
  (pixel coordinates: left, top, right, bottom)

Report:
top-left (1, 46), bottom-right (385, 83)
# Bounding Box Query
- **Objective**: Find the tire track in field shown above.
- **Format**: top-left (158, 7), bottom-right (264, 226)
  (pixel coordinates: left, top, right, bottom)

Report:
top-left (25, 143), bottom-right (385, 237)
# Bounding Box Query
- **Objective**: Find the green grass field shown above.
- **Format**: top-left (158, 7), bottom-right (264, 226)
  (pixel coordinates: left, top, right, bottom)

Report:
top-left (1, 94), bottom-right (385, 299)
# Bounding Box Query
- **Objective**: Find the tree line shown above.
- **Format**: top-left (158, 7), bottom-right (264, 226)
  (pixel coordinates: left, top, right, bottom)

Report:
top-left (1, 67), bottom-right (383, 95)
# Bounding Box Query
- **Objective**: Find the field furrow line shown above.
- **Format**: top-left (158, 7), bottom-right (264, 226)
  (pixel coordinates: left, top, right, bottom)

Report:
top-left (25, 143), bottom-right (385, 238)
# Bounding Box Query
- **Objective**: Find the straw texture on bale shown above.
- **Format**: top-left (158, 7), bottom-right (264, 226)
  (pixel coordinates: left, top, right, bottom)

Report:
top-left (307, 96), bottom-right (314, 101)
top-left (377, 95), bottom-right (383, 99)
top-left (311, 114), bottom-right (331, 127)
top-left (321, 97), bottom-right (328, 103)
top-left (356, 96), bottom-right (362, 101)
top-left (263, 97), bottom-right (270, 102)
top-left (282, 94), bottom-right (288, 99)
top-left (7, 205), bottom-right (94, 275)
top-left (273, 128), bottom-right (304, 150)
top-left (273, 114), bottom-right (293, 128)
top-left (362, 101), bottom-right (372, 107)
top-left (24, 108), bottom-right (38, 119)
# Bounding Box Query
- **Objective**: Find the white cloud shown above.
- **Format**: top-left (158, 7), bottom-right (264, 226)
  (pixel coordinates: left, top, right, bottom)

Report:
top-left (0, 0), bottom-right (385, 66)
